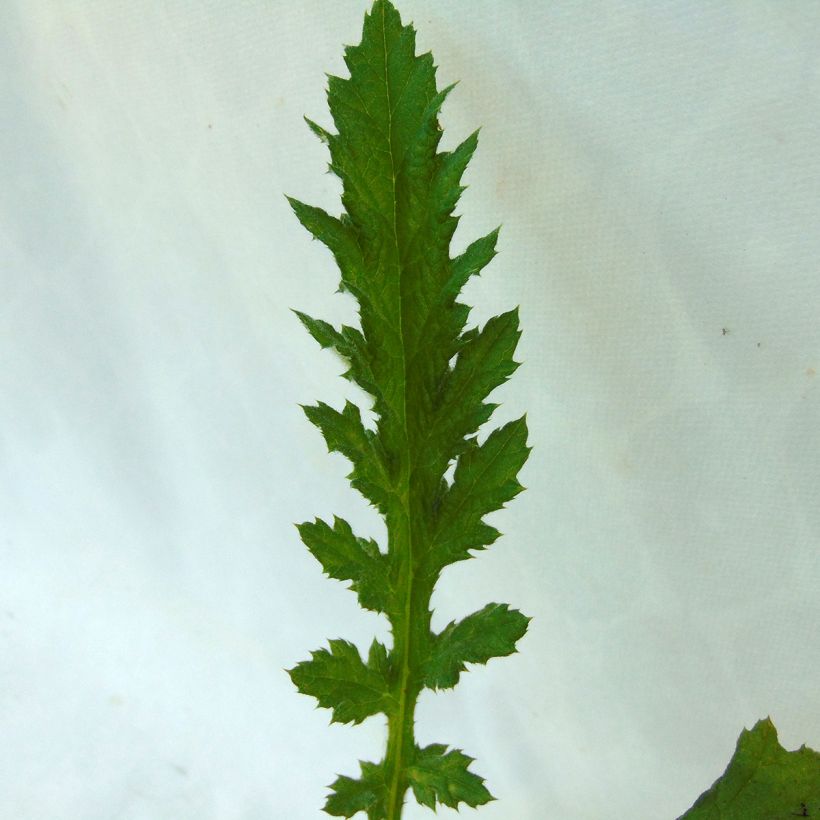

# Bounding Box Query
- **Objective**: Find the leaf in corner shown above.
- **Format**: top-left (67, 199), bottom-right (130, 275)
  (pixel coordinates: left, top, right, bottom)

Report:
top-left (678, 718), bottom-right (820, 819)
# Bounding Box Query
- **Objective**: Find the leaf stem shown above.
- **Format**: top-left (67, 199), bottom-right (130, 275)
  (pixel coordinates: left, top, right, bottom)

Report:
top-left (385, 581), bottom-right (418, 818)
top-left (384, 506), bottom-right (433, 818)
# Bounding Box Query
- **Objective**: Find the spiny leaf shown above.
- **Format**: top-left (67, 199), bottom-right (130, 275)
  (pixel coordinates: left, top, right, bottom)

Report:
top-left (302, 400), bottom-right (391, 513)
top-left (679, 718), bottom-right (820, 819)
top-left (434, 129), bottom-right (479, 219)
top-left (426, 415), bottom-right (531, 570)
top-left (427, 308), bottom-right (522, 471)
top-left (449, 227), bottom-right (500, 294)
top-left (325, 760), bottom-right (387, 819)
top-left (296, 516), bottom-right (393, 614)
top-left (286, 197), bottom-right (364, 289)
top-left (407, 744), bottom-right (494, 811)
top-left (288, 1), bottom-right (530, 815)
top-left (288, 639), bottom-right (394, 725)
top-left (293, 310), bottom-right (380, 399)
top-left (424, 603), bottom-right (530, 690)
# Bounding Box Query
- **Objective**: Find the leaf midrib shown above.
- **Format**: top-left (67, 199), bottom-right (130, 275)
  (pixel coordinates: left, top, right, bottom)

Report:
top-left (379, 5), bottom-right (416, 820)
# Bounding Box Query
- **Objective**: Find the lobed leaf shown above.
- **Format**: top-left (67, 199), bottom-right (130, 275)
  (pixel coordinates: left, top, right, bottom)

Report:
top-left (297, 516), bottom-right (393, 614)
top-left (423, 603), bottom-right (530, 690)
top-left (427, 308), bottom-right (522, 471)
top-left (302, 400), bottom-right (392, 513)
top-left (407, 744), bottom-right (494, 811)
top-left (433, 129), bottom-right (479, 219)
top-left (288, 2), bottom-right (530, 815)
top-left (288, 638), bottom-right (394, 725)
top-left (448, 228), bottom-right (500, 295)
top-left (293, 310), bottom-right (380, 400)
top-left (286, 197), bottom-right (364, 289)
top-left (426, 415), bottom-right (530, 570)
top-left (325, 760), bottom-right (387, 819)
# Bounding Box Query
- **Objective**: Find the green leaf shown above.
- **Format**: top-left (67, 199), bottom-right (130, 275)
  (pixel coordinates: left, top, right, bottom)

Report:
top-left (296, 516), bottom-right (393, 614)
top-left (286, 197), bottom-right (364, 291)
top-left (325, 760), bottom-right (387, 819)
top-left (293, 310), bottom-right (380, 399)
top-left (288, 639), bottom-right (394, 725)
top-left (288, 1), bottom-right (529, 814)
top-left (428, 309), bottom-right (522, 470)
top-left (408, 744), bottom-right (494, 811)
top-left (424, 603), bottom-right (530, 690)
top-left (427, 416), bottom-right (530, 570)
top-left (679, 718), bottom-right (820, 819)
top-left (302, 400), bottom-right (392, 513)
top-left (449, 228), bottom-right (500, 292)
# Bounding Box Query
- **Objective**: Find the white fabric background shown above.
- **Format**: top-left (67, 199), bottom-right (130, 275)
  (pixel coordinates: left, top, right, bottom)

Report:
top-left (1, 2), bottom-right (818, 818)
